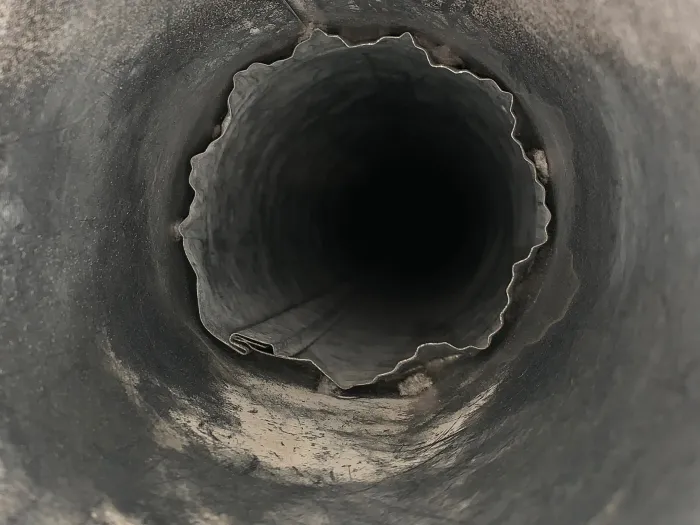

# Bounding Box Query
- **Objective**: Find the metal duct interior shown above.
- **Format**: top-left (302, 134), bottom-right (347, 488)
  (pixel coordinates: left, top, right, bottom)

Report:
top-left (181, 33), bottom-right (546, 388)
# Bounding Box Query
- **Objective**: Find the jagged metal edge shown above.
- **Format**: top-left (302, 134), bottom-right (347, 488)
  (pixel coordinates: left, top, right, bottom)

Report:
top-left (180, 29), bottom-right (552, 389)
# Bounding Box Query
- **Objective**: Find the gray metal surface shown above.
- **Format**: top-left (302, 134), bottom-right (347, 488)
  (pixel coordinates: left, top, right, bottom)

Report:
top-left (1, 0), bottom-right (699, 524)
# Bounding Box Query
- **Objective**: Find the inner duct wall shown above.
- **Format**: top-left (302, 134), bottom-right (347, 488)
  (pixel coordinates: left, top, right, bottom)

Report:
top-left (1, 1), bottom-right (700, 524)
top-left (182, 32), bottom-right (547, 388)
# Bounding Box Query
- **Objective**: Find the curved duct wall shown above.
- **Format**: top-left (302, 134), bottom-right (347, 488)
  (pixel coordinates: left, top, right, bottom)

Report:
top-left (1, 1), bottom-right (700, 524)
top-left (181, 30), bottom-right (549, 388)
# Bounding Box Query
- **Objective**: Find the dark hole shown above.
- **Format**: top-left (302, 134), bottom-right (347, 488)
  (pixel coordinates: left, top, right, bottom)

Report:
top-left (315, 97), bottom-right (497, 300)
top-left (188, 33), bottom-right (541, 387)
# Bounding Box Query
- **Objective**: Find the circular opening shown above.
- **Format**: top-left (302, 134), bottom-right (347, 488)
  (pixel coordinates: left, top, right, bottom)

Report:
top-left (317, 94), bottom-right (498, 299)
top-left (181, 32), bottom-right (547, 389)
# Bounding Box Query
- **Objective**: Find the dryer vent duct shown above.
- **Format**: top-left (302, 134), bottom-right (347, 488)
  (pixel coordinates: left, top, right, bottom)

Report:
top-left (2, 1), bottom-right (700, 524)
top-left (180, 30), bottom-right (549, 389)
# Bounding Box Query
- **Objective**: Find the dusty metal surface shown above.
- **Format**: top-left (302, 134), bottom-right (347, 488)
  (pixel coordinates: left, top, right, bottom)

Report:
top-left (1, 0), bottom-right (700, 524)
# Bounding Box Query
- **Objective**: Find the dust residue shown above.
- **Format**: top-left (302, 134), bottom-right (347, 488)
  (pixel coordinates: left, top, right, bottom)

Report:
top-left (0, 4), bottom-right (7, 40)
top-left (294, 0), bottom-right (700, 79)
top-left (98, 238), bottom-right (498, 487)
top-left (187, 509), bottom-right (237, 525)
top-left (0, 191), bottom-right (28, 233)
top-left (0, 452), bottom-right (34, 523)
top-left (422, 383), bottom-right (499, 469)
top-left (398, 372), bottom-right (433, 396)
top-left (90, 501), bottom-right (144, 525)
top-left (101, 330), bottom-right (144, 409)
top-left (0, 0), bottom-right (296, 106)
top-left (529, 149), bottom-right (549, 183)
top-left (163, 369), bottom-right (501, 485)
top-left (469, 0), bottom-right (700, 78)
top-left (151, 419), bottom-right (188, 452)
top-left (586, 488), bottom-right (627, 525)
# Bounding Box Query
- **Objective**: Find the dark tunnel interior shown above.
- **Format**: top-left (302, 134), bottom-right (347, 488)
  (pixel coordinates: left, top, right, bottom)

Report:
top-left (182, 33), bottom-right (546, 387)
